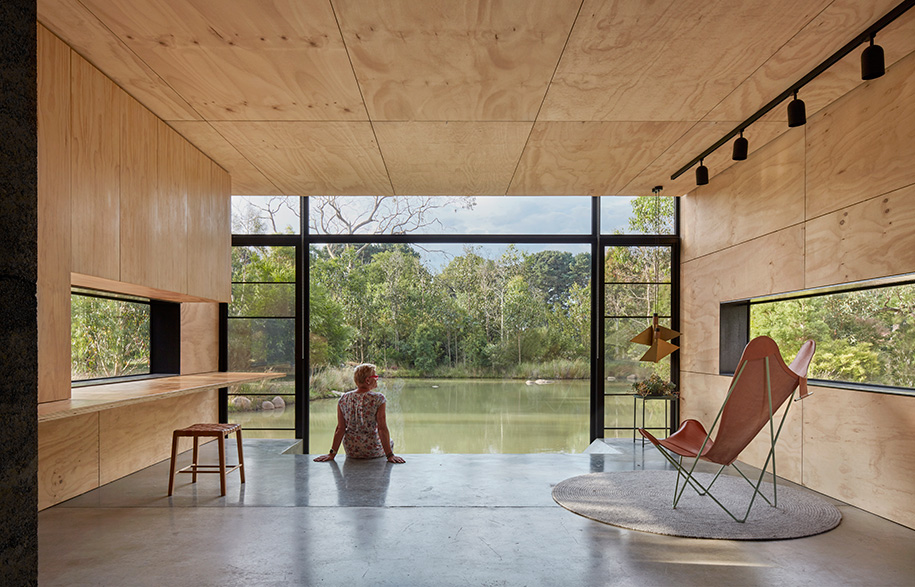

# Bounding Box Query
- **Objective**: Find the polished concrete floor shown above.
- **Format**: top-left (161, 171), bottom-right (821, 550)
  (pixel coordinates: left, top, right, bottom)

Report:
top-left (39, 439), bottom-right (915, 586)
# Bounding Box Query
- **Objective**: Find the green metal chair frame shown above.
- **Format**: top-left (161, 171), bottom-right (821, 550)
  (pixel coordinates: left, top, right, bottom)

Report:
top-left (639, 336), bottom-right (815, 522)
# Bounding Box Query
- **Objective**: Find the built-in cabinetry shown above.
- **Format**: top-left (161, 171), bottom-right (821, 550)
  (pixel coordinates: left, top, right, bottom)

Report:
top-left (38, 24), bottom-right (230, 401)
top-left (37, 24), bottom-right (72, 404)
top-left (37, 24), bottom-right (234, 508)
top-left (37, 373), bottom-right (282, 509)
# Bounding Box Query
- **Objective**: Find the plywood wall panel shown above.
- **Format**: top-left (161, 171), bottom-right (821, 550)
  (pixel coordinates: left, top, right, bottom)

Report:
top-left (38, 413), bottom-right (99, 510)
top-left (213, 163), bottom-right (232, 302)
top-left (181, 303), bottom-right (219, 374)
top-left (677, 31), bottom-right (915, 530)
top-left (680, 227), bottom-right (806, 374)
top-left (806, 184), bottom-right (915, 288)
top-left (98, 391), bottom-right (218, 486)
top-left (185, 146), bottom-right (209, 298)
top-left (186, 151), bottom-right (230, 302)
top-left (156, 121), bottom-right (188, 294)
top-left (681, 129), bottom-right (806, 263)
top-left (70, 53), bottom-right (120, 280)
top-left (806, 51), bottom-right (915, 219)
top-left (680, 259), bottom-right (720, 375)
top-left (119, 94), bottom-right (159, 288)
top-left (803, 387), bottom-right (915, 529)
top-left (679, 371), bottom-right (729, 426)
top-left (37, 25), bottom-right (72, 404)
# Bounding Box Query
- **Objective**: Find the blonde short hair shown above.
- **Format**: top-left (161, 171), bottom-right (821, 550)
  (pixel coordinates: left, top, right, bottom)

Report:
top-left (353, 363), bottom-right (377, 386)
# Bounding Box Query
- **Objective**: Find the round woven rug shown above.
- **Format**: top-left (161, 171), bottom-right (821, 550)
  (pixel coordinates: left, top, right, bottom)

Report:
top-left (552, 470), bottom-right (841, 540)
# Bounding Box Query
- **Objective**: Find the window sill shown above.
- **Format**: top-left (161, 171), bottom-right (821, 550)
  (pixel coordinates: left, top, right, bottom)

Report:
top-left (717, 372), bottom-right (914, 398)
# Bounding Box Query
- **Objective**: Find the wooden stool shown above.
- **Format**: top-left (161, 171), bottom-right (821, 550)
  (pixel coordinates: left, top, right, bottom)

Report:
top-left (168, 423), bottom-right (245, 496)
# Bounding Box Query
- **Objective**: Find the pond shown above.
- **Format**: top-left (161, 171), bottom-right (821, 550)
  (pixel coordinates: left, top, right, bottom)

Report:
top-left (231, 378), bottom-right (671, 454)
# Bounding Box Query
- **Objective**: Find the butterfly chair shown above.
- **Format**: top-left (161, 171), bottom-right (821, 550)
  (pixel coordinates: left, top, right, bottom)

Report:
top-left (639, 336), bottom-right (815, 522)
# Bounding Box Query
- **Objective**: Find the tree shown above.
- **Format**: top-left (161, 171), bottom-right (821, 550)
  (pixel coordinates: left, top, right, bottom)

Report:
top-left (309, 281), bottom-right (354, 368)
top-left (71, 295), bottom-right (150, 379)
top-left (309, 195), bottom-right (475, 259)
top-left (522, 250), bottom-right (577, 308)
top-left (751, 296), bottom-right (887, 384)
top-left (232, 195), bottom-right (299, 234)
top-left (228, 245), bottom-right (297, 373)
top-left (627, 195), bottom-right (675, 234)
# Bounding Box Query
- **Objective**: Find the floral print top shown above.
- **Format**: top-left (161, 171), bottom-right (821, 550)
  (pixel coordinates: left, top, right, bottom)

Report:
top-left (339, 390), bottom-right (387, 458)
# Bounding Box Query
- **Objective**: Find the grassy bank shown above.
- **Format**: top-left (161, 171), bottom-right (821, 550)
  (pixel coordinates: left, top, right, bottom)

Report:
top-left (309, 359), bottom-right (590, 396)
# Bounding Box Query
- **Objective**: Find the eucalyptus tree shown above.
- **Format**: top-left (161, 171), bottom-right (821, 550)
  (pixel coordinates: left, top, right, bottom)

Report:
top-left (71, 294), bottom-right (150, 379)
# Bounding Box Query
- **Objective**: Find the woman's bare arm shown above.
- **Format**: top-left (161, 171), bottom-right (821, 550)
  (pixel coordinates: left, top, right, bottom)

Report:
top-left (376, 403), bottom-right (405, 463)
top-left (313, 404), bottom-right (346, 462)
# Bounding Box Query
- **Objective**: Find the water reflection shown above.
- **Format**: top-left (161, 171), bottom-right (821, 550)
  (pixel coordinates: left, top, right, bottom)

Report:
top-left (327, 458), bottom-right (392, 507)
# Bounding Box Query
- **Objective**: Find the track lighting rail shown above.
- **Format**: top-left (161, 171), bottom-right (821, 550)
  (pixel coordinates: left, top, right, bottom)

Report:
top-left (670, 0), bottom-right (915, 182)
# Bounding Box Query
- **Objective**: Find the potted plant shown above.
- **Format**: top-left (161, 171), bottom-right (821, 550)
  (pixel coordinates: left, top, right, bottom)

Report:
top-left (632, 373), bottom-right (678, 397)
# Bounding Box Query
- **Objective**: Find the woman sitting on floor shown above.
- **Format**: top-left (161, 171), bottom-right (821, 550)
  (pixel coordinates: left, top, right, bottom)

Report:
top-left (313, 363), bottom-right (405, 464)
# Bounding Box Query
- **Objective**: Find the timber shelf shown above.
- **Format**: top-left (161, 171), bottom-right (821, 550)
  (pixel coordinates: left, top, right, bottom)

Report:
top-left (38, 372), bottom-right (283, 422)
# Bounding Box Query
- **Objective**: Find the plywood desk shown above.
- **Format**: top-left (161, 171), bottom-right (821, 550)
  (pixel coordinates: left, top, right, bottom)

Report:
top-left (37, 371), bottom-right (283, 509)
top-left (38, 372), bottom-right (283, 422)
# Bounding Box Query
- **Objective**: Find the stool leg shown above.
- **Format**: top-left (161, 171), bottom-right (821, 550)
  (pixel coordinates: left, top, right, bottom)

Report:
top-left (218, 432), bottom-right (227, 496)
top-left (192, 436), bottom-right (199, 483)
top-left (168, 432), bottom-right (179, 496)
top-left (235, 428), bottom-right (246, 484)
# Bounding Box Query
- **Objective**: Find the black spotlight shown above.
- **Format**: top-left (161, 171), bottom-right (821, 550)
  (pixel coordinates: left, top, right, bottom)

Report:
top-left (696, 160), bottom-right (709, 186)
top-left (732, 130), bottom-right (748, 161)
top-left (787, 91), bottom-right (806, 127)
top-left (861, 35), bottom-right (885, 80)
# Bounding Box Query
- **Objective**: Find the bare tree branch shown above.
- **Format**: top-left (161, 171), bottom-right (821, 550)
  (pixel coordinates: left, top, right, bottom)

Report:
top-left (308, 195), bottom-right (475, 259)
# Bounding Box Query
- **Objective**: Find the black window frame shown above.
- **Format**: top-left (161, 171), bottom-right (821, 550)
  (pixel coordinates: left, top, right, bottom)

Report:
top-left (70, 288), bottom-right (181, 386)
top-left (720, 275), bottom-right (915, 397)
top-left (598, 239), bottom-right (680, 439)
top-left (225, 196), bottom-right (681, 451)
top-left (226, 235), bottom-right (304, 436)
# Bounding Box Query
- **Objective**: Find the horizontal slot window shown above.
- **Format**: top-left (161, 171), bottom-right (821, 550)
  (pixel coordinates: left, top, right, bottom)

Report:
top-left (723, 274), bottom-right (915, 394)
top-left (71, 289), bottom-right (151, 382)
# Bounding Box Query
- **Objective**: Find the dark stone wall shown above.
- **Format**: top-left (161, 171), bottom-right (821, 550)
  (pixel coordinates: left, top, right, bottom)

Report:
top-left (0, 1), bottom-right (38, 584)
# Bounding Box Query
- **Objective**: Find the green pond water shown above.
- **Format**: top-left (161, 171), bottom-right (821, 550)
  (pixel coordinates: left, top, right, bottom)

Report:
top-left (231, 378), bottom-right (671, 454)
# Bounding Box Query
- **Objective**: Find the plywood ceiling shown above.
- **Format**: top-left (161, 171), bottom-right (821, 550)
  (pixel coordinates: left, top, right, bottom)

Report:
top-left (38, 0), bottom-right (915, 197)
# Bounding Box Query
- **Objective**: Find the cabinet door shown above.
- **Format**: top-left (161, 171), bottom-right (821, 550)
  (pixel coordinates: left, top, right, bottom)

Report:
top-left (70, 53), bottom-right (119, 280)
top-left (38, 25), bottom-right (71, 403)
top-left (187, 149), bottom-right (230, 302)
top-left (156, 121), bottom-right (188, 294)
top-left (119, 95), bottom-right (158, 288)
top-left (211, 161), bottom-right (231, 302)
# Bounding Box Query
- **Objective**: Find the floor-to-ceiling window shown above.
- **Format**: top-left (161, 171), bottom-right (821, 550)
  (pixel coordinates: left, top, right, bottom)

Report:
top-left (226, 195), bottom-right (678, 451)
top-left (601, 244), bottom-right (676, 439)
top-left (226, 196), bottom-right (302, 437)
top-left (596, 195), bottom-right (679, 441)
top-left (226, 243), bottom-right (297, 437)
